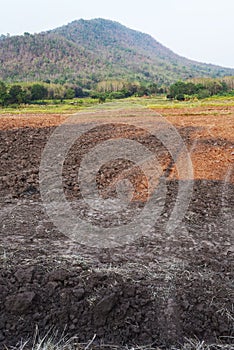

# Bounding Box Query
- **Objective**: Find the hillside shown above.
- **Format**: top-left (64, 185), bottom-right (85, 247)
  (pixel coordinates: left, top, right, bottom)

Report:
top-left (0, 18), bottom-right (234, 85)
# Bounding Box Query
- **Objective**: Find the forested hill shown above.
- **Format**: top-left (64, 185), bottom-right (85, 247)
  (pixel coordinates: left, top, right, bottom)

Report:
top-left (0, 18), bottom-right (233, 86)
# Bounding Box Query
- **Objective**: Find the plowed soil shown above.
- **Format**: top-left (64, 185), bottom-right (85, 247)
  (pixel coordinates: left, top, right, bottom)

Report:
top-left (0, 106), bottom-right (233, 349)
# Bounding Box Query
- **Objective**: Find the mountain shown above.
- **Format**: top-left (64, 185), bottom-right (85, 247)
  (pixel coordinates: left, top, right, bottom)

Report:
top-left (0, 18), bottom-right (234, 86)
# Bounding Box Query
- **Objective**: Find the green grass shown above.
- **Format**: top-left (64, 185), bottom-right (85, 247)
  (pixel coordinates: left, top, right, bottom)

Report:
top-left (0, 98), bottom-right (99, 114)
top-left (1, 95), bottom-right (234, 115)
top-left (96, 95), bottom-right (234, 110)
top-left (147, 96), bottom-right (234, 109)
top-left (200, 95), bottom-right (234, 107)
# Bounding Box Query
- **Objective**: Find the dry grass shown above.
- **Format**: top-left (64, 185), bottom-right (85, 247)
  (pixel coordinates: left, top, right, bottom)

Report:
top-left (7, 329), bottom-right (234, 350)
top-left (9, 339), bottom-right (234, 350)
top-left (6, 327), bottom-right (77, 350)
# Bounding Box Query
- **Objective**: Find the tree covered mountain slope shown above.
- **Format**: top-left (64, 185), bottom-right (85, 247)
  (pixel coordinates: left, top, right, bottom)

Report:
top-left (0, 18), bottom-right (233, 85)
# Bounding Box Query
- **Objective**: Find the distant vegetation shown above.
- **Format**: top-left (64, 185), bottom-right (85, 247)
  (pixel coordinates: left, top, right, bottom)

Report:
top-left (167, 76), bottom-right (234, 101)
top-left (0, 76), bottom-right (233, 108)
top-left (0, 18), bottom-right (234, 86)
top-left (0, 80), bottom-right (165, 106)
top-left (0, 81), bottom-right (89, 106)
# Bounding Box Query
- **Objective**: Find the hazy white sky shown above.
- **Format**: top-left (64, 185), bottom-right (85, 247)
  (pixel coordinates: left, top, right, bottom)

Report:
top-left (0, 0), bottom-right (234, 68)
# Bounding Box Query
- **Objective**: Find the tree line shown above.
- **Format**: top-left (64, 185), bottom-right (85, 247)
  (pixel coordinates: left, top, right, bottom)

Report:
top-left (0, 80), bottom-right (165, 106)
top-left (0, 81), bottom-right (90, 106)
top-left (167, 78), bottom-right (234, 101)
top-left (0, 77), bottom-right (233, 107)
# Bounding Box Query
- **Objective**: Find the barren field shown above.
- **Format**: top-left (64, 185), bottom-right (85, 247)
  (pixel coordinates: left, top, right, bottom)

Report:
top-left (0, 105), bottom-right (233, 349)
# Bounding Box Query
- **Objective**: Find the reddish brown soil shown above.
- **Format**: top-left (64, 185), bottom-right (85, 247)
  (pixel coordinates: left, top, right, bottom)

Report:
top-left (0, 107), bottom-right (233, 348)
top-left (153, 106), bottom-right (234, 183)
top-left (0, 113), bottom-right (68, 130)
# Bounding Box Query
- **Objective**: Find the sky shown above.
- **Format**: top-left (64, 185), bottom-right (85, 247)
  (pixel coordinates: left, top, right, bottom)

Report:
top-left (0, 0), bottom-right (234, 68)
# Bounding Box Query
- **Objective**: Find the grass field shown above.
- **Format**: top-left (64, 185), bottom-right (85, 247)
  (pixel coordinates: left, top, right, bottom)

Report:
top-left (1, 95), bottom-right (234, 115)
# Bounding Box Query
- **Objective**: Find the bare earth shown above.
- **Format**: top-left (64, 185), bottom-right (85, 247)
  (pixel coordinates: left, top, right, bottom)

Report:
top-left (0, 106), bottom-right (233, 348)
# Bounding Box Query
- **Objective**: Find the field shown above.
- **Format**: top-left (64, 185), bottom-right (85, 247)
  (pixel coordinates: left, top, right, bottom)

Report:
top-left (0, 97), bottom-right (233, 349)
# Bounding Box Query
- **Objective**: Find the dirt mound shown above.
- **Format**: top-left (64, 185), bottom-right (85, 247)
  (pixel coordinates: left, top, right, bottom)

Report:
top-left (0, 247), bottom-right (233, 348)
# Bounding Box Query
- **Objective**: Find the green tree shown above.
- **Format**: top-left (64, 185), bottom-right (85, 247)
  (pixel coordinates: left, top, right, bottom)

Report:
top-left (176, 93), bottom-right (185, 101)
top-left (185, 82), bottom-right (197, 95)
top-left (148, 83), bottom-right (158, 94)
top-left (197, 89), bottom-right (211, 99)
top-left (30, 84), bottom-right (48, 100)
top-left (206, 81), bottom-right (223, 95)
top-left (169, 81), bottom-right (186, 98)
top-left (8, 85), bottom-right (25, 104)
top-left (65, 88), bottom-right (75, 99)
top-left (169, 81), bottom-right (201, 99)
top-left (122, 82), bottom-right (139, 97)
top-left (0, 81), bottom-right (8, 106)
top-left (74, 87), bottom-right (86, 97)
top-left (98, 94), bottom-right (106, 103)
top-left (136, 84), bottom-right (150, 97)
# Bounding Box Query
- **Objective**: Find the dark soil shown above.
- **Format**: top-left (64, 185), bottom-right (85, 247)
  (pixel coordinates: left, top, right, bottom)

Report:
top-left (0, 110), bottom-right (233, 349)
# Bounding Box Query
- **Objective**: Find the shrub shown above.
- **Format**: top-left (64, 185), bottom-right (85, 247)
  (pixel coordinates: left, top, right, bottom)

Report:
top-left (176, 93), bottom-right (185, 101)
